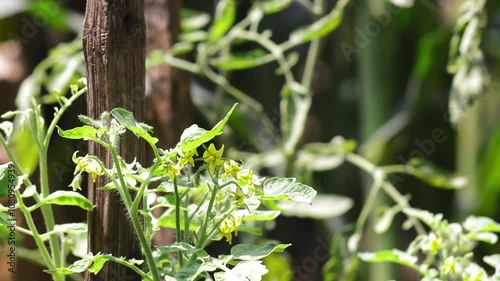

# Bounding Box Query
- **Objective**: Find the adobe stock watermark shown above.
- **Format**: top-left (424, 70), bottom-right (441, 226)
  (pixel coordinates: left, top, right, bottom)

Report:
top-left (295, 236), bottom-right (331, 280)
top-left (8, 0), bottom-right (70, 44)
top-left (339, 4), bottom-right (401, 63)
top-left (5, 164), bottom-right (17, 274)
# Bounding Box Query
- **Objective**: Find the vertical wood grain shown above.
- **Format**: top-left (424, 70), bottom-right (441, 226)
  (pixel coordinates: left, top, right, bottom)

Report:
top-left (82, 1), bottom-right (146, 281)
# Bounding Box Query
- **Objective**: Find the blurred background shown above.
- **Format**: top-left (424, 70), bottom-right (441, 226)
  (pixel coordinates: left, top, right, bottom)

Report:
top-left (0, 0), bottom-right (499, 280)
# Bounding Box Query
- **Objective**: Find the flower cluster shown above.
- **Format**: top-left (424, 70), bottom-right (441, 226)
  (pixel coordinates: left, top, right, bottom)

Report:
top-left (218, 214), bottom-right (243, 244)
top-left (153, 142), bottom-right (264, 245)
top-left (70, 152), bottom-right (105, 191)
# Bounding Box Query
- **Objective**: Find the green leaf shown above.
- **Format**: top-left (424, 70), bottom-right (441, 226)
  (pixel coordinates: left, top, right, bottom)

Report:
top-left (46, 253), bottom-right (143, 275)
top-left (42, 191), bottom-right (94, 211)
top-left (12, 128), bottom-right (39, 176)
top-left (176, 260), bottom-right (202, 281)
top-left (289, 9), bottom-right (343, 44)
top-left (403, 208), bottom-right (443, 229)
top-left (0, 212), bottom-right (11, 226)
top-left (180, 31), bottom-right (209, 43)
top-left (53, 223), bottom-right (88, 234)
top-left (210, 50), bottom-right (268, 70)
top-left (483, 254), bottom-right (500, 272)
top-left (277, 194), bottom-right (352, 219)
top-left (157, 242), bottom-right (209, 258)
top-left (214, 261), bottom-right (268, 281)
top-left (260, 0), bottom-right (293, 14)
top-left (0, 121), bottom-right (13, 140)
top-left (358, 249), bottom-right (419, 270)
top-left (238, 225), bottom-right (263, 236)
top-left (170, 42), bottom-right (195, 55)
top-left (262, 253), bottom-right (293, 281)
top-left (46, 253), bottom-right (100, 275)
top-left (28, 0), bottom-right (69, 30)
top-left (209, 0), bottom-right (236, 42)
top-left (374, 206), bottom-right (399, 234)
top-left (469, 232), bottom-right (498, 244)
top-left (0, 163), bottom-right (16, 198)
top-left (42, 223), bottom-right (88, 241)
top-left (180, 103), bottom-right (237, 151)
top-left (21, 185), bottom-right (37, 198)
top-left (66, 231), bottom-right (88, 258)
top-left (463, 216), bottom-right (500, 233)
top-left (408, 158), bottom-right (468, 189)
top-left (181, 8), bottom-right (211, 31)
top-left (241, 210), bottom-right (281, 221)
top-left (261, 177), bottom-right (317, 204)
top-left (175, 260), bottom-right (217, 281)
top-left (231, 243), bottom-right (290, 261)
top-left (110, 108), bottom-right (159, 146)
top-left (57, 125), bottom-right (97, 140)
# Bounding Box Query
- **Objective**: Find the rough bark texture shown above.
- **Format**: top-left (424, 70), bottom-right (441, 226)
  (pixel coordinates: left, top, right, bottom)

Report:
top-left (144, 0), bottom-right (192, 246)
top-left (82, 1), bottom-right (146, 281)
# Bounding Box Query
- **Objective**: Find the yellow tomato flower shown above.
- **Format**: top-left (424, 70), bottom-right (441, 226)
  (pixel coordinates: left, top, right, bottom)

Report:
top-left (231, 187), bottom-right (246, 206)
top-left (165, 163), bottom-right (181, 181)
top-left (203, 143), bottom-right (224, 176)
top-left (441, 257), bottom-right (458, 275)
top-left (237, 168), bottom-right (259, 188)
top-left (179, 149), bottom-right (198, 167)
top-left (422, 232), bottom-right (442, 256)
top-left (219, 214), bottom-right (243, 244)
top-left (221, 159), bottom-right (242, 178)
top-left (72, 152), bottom-right (104, 183)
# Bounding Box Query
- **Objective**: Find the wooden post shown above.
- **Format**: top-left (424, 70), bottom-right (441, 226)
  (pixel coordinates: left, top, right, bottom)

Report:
top-left (82, 1), bottom-right (146, 281)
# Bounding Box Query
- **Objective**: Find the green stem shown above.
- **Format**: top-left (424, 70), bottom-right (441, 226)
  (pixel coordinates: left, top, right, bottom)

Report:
top-left (282, 0), bottom-right (325, 176)
top-left (39, 86), bottom-right (88, 273)
top-left (196, 184), bottom-right (218, 249)
top-left (183, 192), bottom-right (190, 244)
top-left (381, 182), bottom-right (426, 235)
top-left (173, 176), bottom-right (184, 267)
top-left (17, 191), bottom-right (62, 281)
top-left (43, 87), bottom-right (87, 148)
top-left (346, 153), bottom-right (426, 236)
top-left (39, 152), bottom-right (63, 269)
top-left (351, 178), bottom-right (382, 252)
top-left (106, 136), bottom-right (161, 281)
top-left (105, 255), bottom-right (152, 281)
top-left (0, 136), bottom-right (62, 281)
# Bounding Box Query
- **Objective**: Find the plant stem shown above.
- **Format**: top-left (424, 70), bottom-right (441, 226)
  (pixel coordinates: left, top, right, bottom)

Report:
top-left (173, 176), bottom-right (184, 267)
top-left (346, 153), bottom-right (426, 236)
top-left (39, 152), bottom-right (63, 269)
top-left (352, 178), bottom-right (382, 252)
top-left (104, 255), bottom-right (152, 281)
top-left (35, 86), bottom-right (87, 273)
top-left (196, 184), bottom-right (218, 249)
top-left (183, 192), bottom-right (190, 244)
top-left (17, 191), bottom-right (62, 281)
top-left (0, 135), bottom-right (61, 281)
top-left (283, 0), bottom-right (324, 176)
top-left (106, 137), bottom-right (161, 281)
